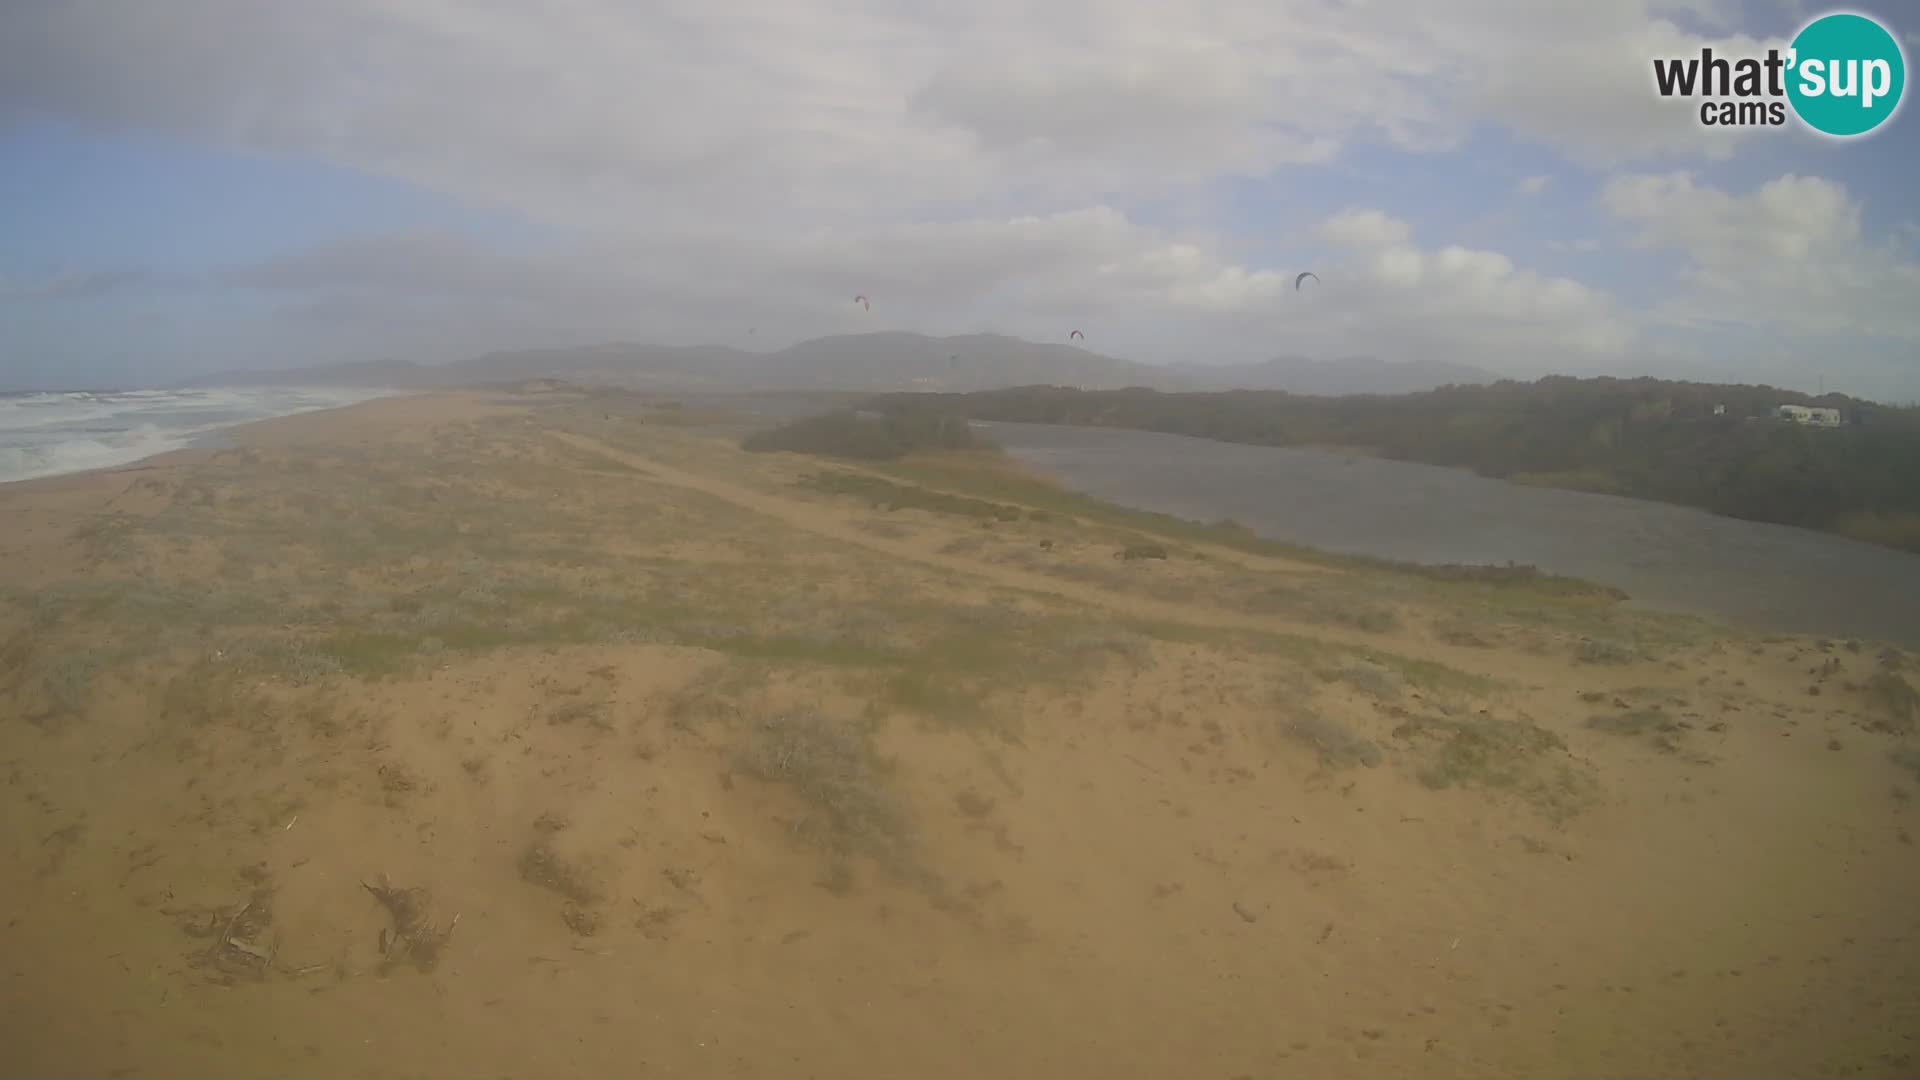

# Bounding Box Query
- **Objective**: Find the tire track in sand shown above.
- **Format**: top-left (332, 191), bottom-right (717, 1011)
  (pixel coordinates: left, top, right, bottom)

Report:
top-left (552, 431), bottom-right (1640, 688)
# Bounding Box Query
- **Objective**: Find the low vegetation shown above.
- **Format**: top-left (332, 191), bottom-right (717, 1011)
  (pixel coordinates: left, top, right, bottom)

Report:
top-left (1576, 638), bottom-right (1640, 665)
top-left (1279, 711), bottom-right (1383, 770)
top-left (11, 389), bottom-right (1920, 1080)
top-left (0, 399), bottom-right (1735, 895)
top-left (1864, 671), bottom-right (1919, 734)
top-left (798, 472), bottom-right (1028, 522)
top-left (1392, 712), bottom-right (1597, 822)
top-left (742, 407), bottom-right (989, 461)
top-left (869, 380), bottom-right (1920, 552)
top-left (1405, 562), bottom-right (1628, 602)
top-left (1587, 708), bottom-right (1689, 754)
top-left (760, 440), bottom-right (1659, 661)
top-left (737, 709), bottom-right (913, 872)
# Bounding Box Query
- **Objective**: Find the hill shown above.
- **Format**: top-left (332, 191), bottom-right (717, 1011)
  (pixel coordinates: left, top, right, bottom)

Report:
top-left (455, 343), bottom-right (765, 390)
top-left (168, 334), bottom-right (1495, 395)
top-left (169, 334), bottom-right (1155, 393)
top-left (463, 333), bottom-right (1164, 392)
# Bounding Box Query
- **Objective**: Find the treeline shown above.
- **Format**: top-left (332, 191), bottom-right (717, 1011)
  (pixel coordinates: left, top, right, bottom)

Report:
top-left (866, 378), bottom-right (1920, 552)
top-left (741, 406), bottom-right (991, 461)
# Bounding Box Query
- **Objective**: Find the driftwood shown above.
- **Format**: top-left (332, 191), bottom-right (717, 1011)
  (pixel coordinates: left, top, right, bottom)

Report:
top-left (362, 875), bottom-right (459, 972)
top-left (181, 892), bottom-right (276, 980)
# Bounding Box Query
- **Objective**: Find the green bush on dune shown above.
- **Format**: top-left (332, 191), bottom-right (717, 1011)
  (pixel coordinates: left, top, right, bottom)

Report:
top-left (741, 408), bottom-right (989, 461)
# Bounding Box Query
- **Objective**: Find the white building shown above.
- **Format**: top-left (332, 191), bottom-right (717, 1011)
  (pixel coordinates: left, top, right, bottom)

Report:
top-left (1775, 404), bottom-right (1842, 427)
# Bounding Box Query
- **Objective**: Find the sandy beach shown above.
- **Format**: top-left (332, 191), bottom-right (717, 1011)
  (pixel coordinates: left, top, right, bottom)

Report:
top-left (2, 387), bottom-right (1916, 1079)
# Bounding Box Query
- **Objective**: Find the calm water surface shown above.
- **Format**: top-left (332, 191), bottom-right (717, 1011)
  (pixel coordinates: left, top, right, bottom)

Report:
top-left (982, 422), bottom-right (1920, 645)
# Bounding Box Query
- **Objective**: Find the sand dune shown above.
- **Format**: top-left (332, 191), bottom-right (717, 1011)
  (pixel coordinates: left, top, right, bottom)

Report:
top-left (2, 389), bottom-right (1916, 1079)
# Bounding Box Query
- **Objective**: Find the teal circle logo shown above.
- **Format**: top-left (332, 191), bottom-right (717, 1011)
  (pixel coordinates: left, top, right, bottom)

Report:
top-left (1786, 12), bottom-right (1906, 137)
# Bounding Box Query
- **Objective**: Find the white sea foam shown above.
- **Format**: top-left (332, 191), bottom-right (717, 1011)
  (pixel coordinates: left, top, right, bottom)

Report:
top-left (0, 386), bottom-right (404, 483)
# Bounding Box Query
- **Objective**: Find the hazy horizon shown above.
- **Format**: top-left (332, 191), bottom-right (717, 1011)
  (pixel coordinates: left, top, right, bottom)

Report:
top-left (0, 336), bottom-right (1907, 405)
top-left (3, 2), bottom-right (1917, 399)
top-left (1, 330), bottom-right (1898, 404)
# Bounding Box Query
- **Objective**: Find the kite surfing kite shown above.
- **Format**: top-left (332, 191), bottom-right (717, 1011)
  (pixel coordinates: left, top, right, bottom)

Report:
top-left (853, 294), bottom-right (870, 311)
top-left (1294, 272), bottom-right (1319, 291)
top-left (1069, 330), bottom-right (1084, 341)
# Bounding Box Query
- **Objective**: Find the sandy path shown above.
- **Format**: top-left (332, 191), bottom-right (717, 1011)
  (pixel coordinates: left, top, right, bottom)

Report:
top-left (554, 431), bottom-right (1627, 688)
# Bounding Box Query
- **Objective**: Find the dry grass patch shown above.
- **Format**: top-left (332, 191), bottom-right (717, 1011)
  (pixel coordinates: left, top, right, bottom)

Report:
top-left (1587, 707), bottom-right (1691, 754)
top-left (1863, 671), bottom-right (1919, 735)
top-left (1278, 710), bottom-right (1383, 770)
top-left (737, 709), bottom-right (914, 874)
top-left (1393, 713), bottom-right (1598, 823)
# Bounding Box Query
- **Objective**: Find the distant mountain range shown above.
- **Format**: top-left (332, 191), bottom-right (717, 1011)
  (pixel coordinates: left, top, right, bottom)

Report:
top-left (174, 333), bottom-right (1498, 397)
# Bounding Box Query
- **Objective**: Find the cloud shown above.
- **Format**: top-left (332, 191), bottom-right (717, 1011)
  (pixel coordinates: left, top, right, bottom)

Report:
top-left (8, 0), bottom-right (1910, 396)
top-left (1601, 171), bottom-right (1920, 342)
top-left (1434, 6), bottom-right (1785, 164)
top-left (1304, 209), bottom-right (1637, 362)
top-left (0, 0), bottom-right (1799, 240)
top-left (0, 268), bottom-right (158, 301)
top-left (208, 211), bottom-right (1298, 349)
top-left (221, 231), bottom-right (545, 297)
top-left (192, 201), bottom-right (1630, 379)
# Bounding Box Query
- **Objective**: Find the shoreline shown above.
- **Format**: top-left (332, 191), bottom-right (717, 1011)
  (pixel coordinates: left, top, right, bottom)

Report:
top-left (0, 386), bottom-right (424, 489)
top-left (981, 420), bottom-right (1920, 646)
top-left (16, 388), bottom-right (1919, 645)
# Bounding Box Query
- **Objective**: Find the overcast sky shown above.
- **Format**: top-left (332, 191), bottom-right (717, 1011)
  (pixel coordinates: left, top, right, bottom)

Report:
top-left (2, 0), bottom-right (1917, 398)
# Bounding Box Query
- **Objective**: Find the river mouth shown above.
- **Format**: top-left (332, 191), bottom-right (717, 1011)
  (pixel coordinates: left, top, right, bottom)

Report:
top-left (981, 421), bottom-right (1920, 646)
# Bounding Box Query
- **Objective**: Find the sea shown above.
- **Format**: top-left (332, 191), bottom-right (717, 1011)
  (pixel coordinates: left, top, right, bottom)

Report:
top-left (0, 386), bottom-right (404, 484)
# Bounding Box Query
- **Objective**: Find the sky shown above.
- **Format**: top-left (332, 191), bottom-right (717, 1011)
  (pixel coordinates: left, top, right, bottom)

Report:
top-left (1, 0), bottom-right (1917, 399)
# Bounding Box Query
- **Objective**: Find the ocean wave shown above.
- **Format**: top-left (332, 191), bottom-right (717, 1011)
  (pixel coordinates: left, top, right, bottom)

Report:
top-left (0, 426), bottom-right (193, 483)
top-left (0, 386), bottom-right (403, 483)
